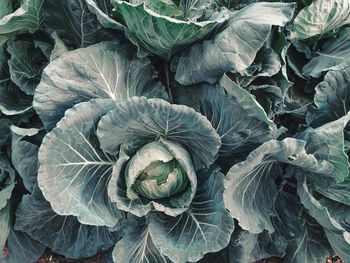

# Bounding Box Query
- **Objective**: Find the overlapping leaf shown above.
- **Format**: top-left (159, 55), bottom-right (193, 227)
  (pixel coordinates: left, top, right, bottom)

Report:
top-left (34, 41), bottom-right (167, 130)
top-left (38, 99), bottom-right (125, 227)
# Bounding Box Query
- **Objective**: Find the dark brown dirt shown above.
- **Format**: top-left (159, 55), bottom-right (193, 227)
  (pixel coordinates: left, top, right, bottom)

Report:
top-left (32, 249), bottom-right (103, 263)
top-left (327, 254), bottom-right (344, 263)
top-left (2, 246), bottom-right (344, 263)
top-left (3, 246), bottom-right (9, 260)
top-left (254, 257), bottom-right (282, 263)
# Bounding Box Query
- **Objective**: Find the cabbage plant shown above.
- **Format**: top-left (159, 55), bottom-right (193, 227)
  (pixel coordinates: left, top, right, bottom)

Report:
top-left (1, 0), bottom-right (350, 262)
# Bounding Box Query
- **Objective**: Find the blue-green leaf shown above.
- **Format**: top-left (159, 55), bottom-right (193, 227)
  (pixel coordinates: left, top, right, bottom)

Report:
top-left (285, 211), bottom-right (334, 263)
top-left (0, 155), bottom-right (15, 251)
top-left (174, 2), bottom-right (295, 85)
top-left (7, 40), bottom-right (46, 96)
top-left (43, 0), bottom-right (116, 48)
top-left (302, 28), bottom-right (350, 78)
top-left (223, 138), bottom-right (333, 234)
top-left (112, 216), bottom-right (171, 263)
top-left (291, 0), bottom-right (350, 40)
top-left (38, 99), bottom-right (125, 227)
top-left (10, 126), bottom-right (41, 193)
top-left (97, 97), bottom-right (221, 169)
top-left (173, 84), bottom-right (271, 156)
top-left (34, 41), bottom-right (166, 131)
top-left (3, 228), bottom-right (45, 263)
top-left (111, 0), bottom-right (227, 60)
top-left (0, 0), bottom-right (44, 35)
top-left (307, 65), bottom-right (350, 128)
top-left (297, 177), bottom-right (350, 262)
top-left (15, 185), bottom-right (122, 259)
top-left (147, 170), bottom-right (234, 263)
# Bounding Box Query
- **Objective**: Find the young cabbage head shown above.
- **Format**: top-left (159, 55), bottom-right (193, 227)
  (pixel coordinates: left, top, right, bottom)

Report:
top-left (125, 141), bottom-right (190, 201)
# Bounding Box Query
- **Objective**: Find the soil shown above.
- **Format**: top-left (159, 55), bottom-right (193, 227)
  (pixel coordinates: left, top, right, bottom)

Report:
top-left (327, 254), bottom-right (344, 263)
top-left (2, 247), bottom-right (344, 263)
top-left (32, 249), bottom-right (103, 263)
top-left (254, 257), bottom-right (282, 263)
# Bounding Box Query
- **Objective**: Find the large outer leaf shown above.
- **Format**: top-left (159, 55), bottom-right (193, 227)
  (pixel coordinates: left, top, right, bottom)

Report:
top-left (223, 138), bottom-right (334, 234)
top-left (0, 0), bottom-right (44, 35)
top-left (38, 99), bottom-right (125, 227)
top-left (302, 28), bottom-right (350, 78)
top-left (174, 2), bottom-right (295, 85)
top-left (173, 84), bottom-right (271, 156)
top-left (147, 170), bottom-right (234, 263)
top-left (43, 0), bottom-right (116, 48)
top-left (307, 65), bottom-right (350, 127)
top-left (34, 41), bottom-right (167, 131)
top-left (112, 216), bottom-right (171, 263)
top-left (291, 0), bottom-right (350, 40)
top-left (111, 0), bottom-right (226, 60)
top-left (15, 185), bottom-right (122, 259)
top-left (97, 97), bottom-right (221, 169)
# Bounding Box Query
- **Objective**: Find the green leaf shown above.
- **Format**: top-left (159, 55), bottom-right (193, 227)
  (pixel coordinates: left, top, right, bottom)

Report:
top-left (111, 0), bottom-right (227, 60)
top-left (307, 65), bottom-right (350, 127)
top-left (228, 46), bottom-right (281, 88)
top-left (0, 81), bottom-right (32, 115)
top-left (0, 118), bottom-right (12, 145)
top-left (147, 170), bottom-right (234, 263)
top-left (291, 0), bottom-right (350, 40)
top-left (0, 202), bottom-right (10, 251)
top-left (223, 138), bottom-right (334, 234)
top-left (0, 156), bottom-right (15, 210)
top-left (34, 41), bottom-right (167, 131)
top-left (0, 46), bottom-right (32, 115)
top-left (302, 28), bottom-right (350, 78)
top-left (301, 113), bottom-right (350, 183)
top-left (3, 228), bottom-right (45, 263)
top-left (0, 156), bottom-right (15, 251)
top-left (49, 32), bottom-right (69, 62)
top-left (285, 211), bottom-right (334, 263)
top-left (297, 177), bottom-right (350, 261)
top-left (37, 99), bottom-right (125, 227)
top-left (85, 0), bottom-right (124, 30)
top-left (174, 2), bottom-right (295, 85)
top-left (112, 216), bottom-right (171, 263)
top-left (173, 84), bottom-right (272, 156)
top-left (219, 74), bottom-right (274, 127)
top-left (0, 0), bottom-right (44, 35)
top-left (7, 40), bottom-right (46, 95)
top-left (15, 185), bottom-right (122, 259)
top-left (10, 126), bottom-right (42, 193)
top-left (43, 0), bottom-right (117, 48)
top-left (0, 0), bottom-right (12, 18)
top-left (97, 97), bottom-right (221, 169)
